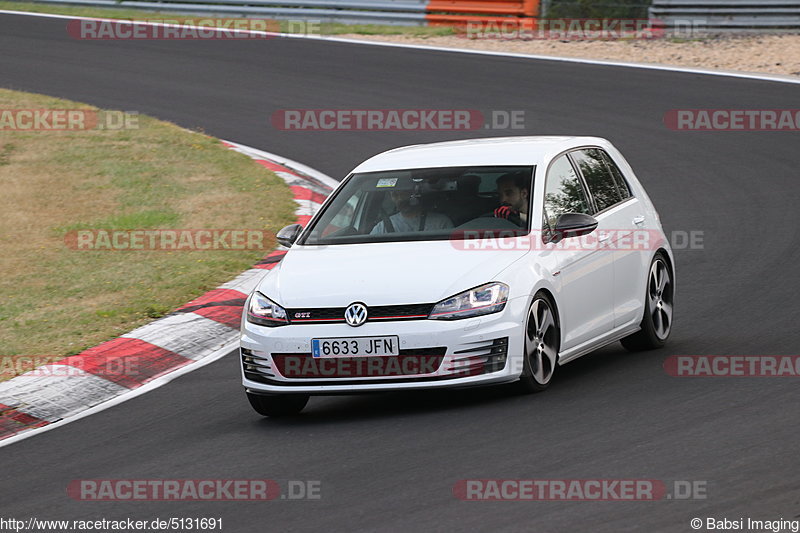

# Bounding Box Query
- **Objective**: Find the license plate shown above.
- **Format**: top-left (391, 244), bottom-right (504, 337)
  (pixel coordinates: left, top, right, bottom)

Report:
top-left (311, 336), bottom-right (400, 358)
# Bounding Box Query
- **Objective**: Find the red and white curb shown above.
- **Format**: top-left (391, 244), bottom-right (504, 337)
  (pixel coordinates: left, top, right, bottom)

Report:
top-left (0, 140), bottom-right (334, 446)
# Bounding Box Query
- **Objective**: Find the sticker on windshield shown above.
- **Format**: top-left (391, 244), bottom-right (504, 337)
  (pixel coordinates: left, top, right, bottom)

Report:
top-left (376, 178), bottom-right (398, 188)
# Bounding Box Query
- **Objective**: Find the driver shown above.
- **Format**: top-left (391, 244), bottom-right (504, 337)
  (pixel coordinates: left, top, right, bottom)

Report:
top-left (493, 171), bottom-right (530, 226)
top-left (371, 188), bottom-right (453, 234)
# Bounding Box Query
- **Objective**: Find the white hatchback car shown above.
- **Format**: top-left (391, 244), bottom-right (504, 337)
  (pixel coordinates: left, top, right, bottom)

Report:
top-left (240, 136), bottom-right (674, 416)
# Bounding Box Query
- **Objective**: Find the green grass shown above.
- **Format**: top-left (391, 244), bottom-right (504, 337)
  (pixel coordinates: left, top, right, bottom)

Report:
top-left (0, 89), bottom-right (297, 376)
top-left (56, 210), bottom-right (182, 233)
top-left (0, 1), bottom-right (457, 36)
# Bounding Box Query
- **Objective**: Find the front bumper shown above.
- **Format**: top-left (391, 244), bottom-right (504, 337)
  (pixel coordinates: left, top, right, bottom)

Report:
top-left (240, 297), bottom-right (527, 394)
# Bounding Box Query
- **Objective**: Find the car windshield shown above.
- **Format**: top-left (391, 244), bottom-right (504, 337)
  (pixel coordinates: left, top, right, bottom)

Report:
top-left (300, 165), bottom-right (535, 245)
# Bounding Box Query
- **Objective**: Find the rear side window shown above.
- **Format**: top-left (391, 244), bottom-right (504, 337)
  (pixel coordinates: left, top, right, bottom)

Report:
top-left (600, 151), bottom-right (632, 201)
top-left (543, 155), bottom-right (591, 232)
top-left (570, 148), bottom-right (627, 212)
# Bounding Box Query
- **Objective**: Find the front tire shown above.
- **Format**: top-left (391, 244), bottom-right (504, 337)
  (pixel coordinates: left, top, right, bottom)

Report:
top-left (621, 252), bottom-right (674, 351)
top-left (246, 392), bottom-right (309, 417)
top-left (517, 292), bottom-right (560, 393)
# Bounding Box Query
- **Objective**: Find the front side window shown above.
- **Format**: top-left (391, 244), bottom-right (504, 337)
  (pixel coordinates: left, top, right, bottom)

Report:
top-left (570, 148), bottom-right (624, 212)
top-left (301, 165), bottom-right (535, 245)
top-left (542, 155), bottom-right (591, 235)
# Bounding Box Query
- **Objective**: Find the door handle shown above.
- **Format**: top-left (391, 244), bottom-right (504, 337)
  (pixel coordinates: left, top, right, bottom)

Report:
top-left (633, 216), bottom-right (645, 225)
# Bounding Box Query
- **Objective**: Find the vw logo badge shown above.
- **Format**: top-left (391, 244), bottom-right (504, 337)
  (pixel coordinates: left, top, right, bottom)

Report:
top-left (344, 302), bottom-right (368, 327)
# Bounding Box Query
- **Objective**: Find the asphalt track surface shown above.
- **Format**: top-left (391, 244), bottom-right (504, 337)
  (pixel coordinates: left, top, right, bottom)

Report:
top-left (2, 13), bottom-right (799, 532)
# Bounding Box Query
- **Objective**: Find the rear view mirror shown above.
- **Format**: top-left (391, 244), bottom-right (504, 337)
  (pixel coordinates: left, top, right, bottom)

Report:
top-left (276, 224), bottom-right (303, 247)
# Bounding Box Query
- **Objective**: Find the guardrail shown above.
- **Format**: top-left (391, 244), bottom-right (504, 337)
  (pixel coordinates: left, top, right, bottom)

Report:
top-left (649, 0), bottom-right (800, 29)
top-left (29, 0), bottom-right (540, 25)
top-left (426, 0), bottom-right (538, 25)
top-left (32, 0), bottom-right (428, 24)
top-left (31, 0), bottom-right (800, 28)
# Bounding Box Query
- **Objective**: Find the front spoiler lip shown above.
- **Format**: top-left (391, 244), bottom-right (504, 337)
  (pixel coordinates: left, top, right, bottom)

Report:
top-left (242, 369), bottom-right (518, 395)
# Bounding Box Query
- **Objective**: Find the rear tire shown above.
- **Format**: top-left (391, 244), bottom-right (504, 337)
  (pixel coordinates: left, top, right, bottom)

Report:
top-left (246, 392), bottom-right (309, 417)
top-left (621, 252), bottom-right (674, 351)
top-left (517, 292), bottom-right (560, 393)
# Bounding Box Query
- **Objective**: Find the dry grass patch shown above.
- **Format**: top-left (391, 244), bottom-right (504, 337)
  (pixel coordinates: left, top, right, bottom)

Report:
top-left (0, 89), bottom-right (296, 376)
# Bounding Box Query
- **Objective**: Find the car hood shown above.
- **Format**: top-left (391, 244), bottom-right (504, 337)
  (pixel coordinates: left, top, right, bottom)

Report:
top-left (256, 241), bottom-right (529, 307)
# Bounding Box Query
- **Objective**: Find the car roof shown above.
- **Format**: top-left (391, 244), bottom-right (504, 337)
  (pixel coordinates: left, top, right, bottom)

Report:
top-left (350, 136), bottom-right (611, 173)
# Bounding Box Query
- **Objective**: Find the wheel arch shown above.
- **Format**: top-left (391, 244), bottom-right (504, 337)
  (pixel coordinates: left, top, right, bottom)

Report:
top-left (655, 246), bottom-right (676, 295)
top-left (527, 286), bottom-right (563, 362)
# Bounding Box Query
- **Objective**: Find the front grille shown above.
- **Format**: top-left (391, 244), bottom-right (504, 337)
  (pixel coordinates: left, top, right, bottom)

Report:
top-left (285, 303), bottom-right (435, 324)
top-left (271, 347), bottom-right (446, 379)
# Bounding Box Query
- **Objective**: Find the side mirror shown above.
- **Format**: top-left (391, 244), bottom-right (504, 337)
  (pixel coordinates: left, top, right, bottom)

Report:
top-left (549, 213), bottom-right (598, 244)
top-left (276, 224), bottom-right (303, 248)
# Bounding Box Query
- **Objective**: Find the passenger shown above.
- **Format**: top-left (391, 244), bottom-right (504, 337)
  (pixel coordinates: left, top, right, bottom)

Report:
top-left (371, 188), bottom-right (453, 234)
top-left (493, 171), bottom-right (530, 226)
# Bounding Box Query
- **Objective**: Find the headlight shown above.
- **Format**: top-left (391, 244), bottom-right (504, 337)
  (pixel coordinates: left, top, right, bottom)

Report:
top-left (429, 282), bottom-right (509, 320)
top-left (246, 292), bottom-right (289, 327)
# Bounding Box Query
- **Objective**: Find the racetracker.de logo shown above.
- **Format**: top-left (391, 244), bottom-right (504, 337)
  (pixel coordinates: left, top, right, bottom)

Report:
top-left (454, 479), bottom-right (667, 500)
top-left (450, 229), bottom-right (703, 251)
top-left (453, 479), bottom-right (707, 500)
top-left (67, 18), bottom-right (282, 39)
top-left (67, 479), bottom-right (322, 501)
top-left (272, 354), bottom-right (465, 378)
top-left (664, 355), bottom-right (800, 377)
top-left (0, 109), bottom-right (138, 131)
top-left (664, 109), bottom-right (800, 131)
top-left (460, 18), bottom-right (666, 40)
top-left (64, 229), bottom-right (271, 251)
top-left (271, 109), bottom-right (526, 131)
top-left (67, 480), bottom-right (280, 501)
top-left (450, 229), bottom-right (668, 251)
top-left (0, 355), bottom-right (140, 380)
